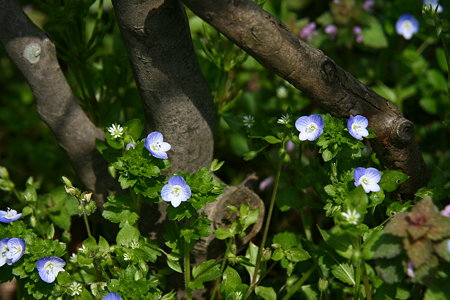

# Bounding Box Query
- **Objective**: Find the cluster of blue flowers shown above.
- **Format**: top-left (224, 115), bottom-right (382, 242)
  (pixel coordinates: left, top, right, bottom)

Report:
top-left (295, 114), bottom-right (381, 194)
top-left (1, 208), bottom-right (67, 284)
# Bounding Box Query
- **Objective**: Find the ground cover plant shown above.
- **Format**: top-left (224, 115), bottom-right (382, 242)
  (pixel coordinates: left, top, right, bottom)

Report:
top-left (0, 0), bottom-right (449, 299)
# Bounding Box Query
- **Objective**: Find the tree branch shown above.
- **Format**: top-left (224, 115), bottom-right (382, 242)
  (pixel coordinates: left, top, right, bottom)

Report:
top-left (112, 0), bottom-right (215, 173)
top-left (0, 0), bottom-right (116, 199)
top-left (181, 0), bottom-right (427, 194)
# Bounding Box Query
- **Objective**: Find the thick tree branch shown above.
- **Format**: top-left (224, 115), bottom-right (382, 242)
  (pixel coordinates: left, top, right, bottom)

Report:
top-left (181, 0), bottom-right (427, 194)
top-left (112, 0), bottom-right (215, 173)
top-left (0, 0), bottom-right (116, 198)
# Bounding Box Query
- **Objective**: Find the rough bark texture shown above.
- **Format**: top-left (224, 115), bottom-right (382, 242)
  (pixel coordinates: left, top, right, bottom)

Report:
top-left (181, 0), bottom-right (428, 194)
top-left (0, 0), bottom-right (117, 199)
top-left (112, 0), bottom-right (215, 173)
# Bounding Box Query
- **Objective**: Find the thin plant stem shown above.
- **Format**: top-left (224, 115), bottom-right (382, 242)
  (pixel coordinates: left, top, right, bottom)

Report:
top-left (362, 262), bottom-right (372, 300)
top-left (440, 36), bottom-right (450, 98)
top-left (246, 152), bottom-right (284, 298)
top-left (184, 240), bottom-right (193, 300)
top-left (353, 237), bottom-right (362, 300)
top-left (281, 265), bottom-right (316, 300)
top-left (83, 214), bottom-right (92, 237)
top-left (211, 239), bottom-right (233, 300)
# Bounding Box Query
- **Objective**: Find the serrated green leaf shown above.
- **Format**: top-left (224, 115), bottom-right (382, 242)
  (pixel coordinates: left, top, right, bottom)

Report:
top-left (331, 263), bottom-right (355, 286)
top-left (116, 224), bottom-right (140, 247)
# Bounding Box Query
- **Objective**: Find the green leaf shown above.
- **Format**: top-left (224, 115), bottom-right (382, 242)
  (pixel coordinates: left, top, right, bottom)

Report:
top-left (98, 236), bottom-right (110, 253)
top-left (215, 227), bottom-right (234, 240)
top-left (189, 260), bottom-right (221, 290)
top-left (374, 259), bottom-right (404, 284)
top-left (331, 263), bottom-right (355, 286)
top-left (263, 136), bottom-right (281, 144)
top-left (255, 286), bottom-right (277, 300)
top-left (362, 19), bottom-right (388, 48)
top-left (167, 253), bottom-right (182, 273)
top-left (284, 248), bottom-right (311, 262)
top-left (124, 119), bottom-right (143, 140)
top-left (318, 226), bottom-right (354, 259)
top-left (273, 232), bottom-right (299, 249)
top-left (420, 97), bottom-right (439, 115)
top-left (116, 223), bottom-right (140, 247)
top-left (380, 171), bottom-right (409, 192)
top-left (322, 149), bottom-right (333, 162)
top-left (271, 248), bottom-right (284, 261)
top-left (103, 194), bottom-right (139, 227)
top-left (221, 266), bottom-right (248, 299)
top-left (371, 233), bottom-right (403, 259)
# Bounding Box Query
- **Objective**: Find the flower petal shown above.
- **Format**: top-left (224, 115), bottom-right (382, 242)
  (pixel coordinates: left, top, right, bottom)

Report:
top-left (168, 175), bottom-right (187, 186)
top-left (365, 168), bottom-right (382, 183)
top-left (161, 184), bottom-right (172, 202)
top-left (310, 114), bottom-right (324, 129)
top-left (353, 167), bottom-right (366, 186)
top-left (295, 116), bottom-right (310, 131)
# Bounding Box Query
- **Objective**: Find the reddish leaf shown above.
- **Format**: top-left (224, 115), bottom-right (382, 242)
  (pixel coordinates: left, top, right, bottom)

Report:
top-left (406, 239), bottom-right (433, 268)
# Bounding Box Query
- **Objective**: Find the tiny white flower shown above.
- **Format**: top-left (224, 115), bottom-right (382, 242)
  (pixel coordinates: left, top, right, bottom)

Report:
top-left (130, 241), bottom-right (140, 249)
top-left (277, 114), bottom-right (291, 125)
top-left (123, 253), bottom-right (131, 261)
top-left (276, 86), bottom-right (288, 99)
top-left (70, 253), bottom-right (78, 263)
top-left (342, 209), bottom-right (360, 225)
top-left (107, 124), bottom-right (124, 139)
top-left (78, 245), bottom-right (87, 253)
top-left (243, 115), bottom-right (255, 128)
top-left (69, 282), bottom-right (83, 296)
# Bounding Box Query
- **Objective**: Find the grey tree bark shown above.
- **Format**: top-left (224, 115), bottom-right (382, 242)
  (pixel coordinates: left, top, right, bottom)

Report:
top-left (0, 0), bottom-right (117, 200)
top-left (181, 0), bottom-right (427, 194)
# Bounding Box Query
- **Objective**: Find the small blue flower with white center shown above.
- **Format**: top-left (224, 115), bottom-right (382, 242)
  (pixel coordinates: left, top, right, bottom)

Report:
top-left (103, 292), bottom-right (123, 300)
top-left (1, 238), bottom-right (26, 267)
top-left (354, 167), bottom-right (381, 193)
top-left (396, 14), bottom-right (419, 40)
top-left (5, 238), bottom-right (25, 265)
top-left (161, 175), bottom-right (191, 208)
top-left (0, 208), bottom-right (22, 223)
top-left (347, 115), bottom-right (369, 140)
top-left (295, 114), bottom-right (324, 141)
top-left (145, 131), bottom-right (171, 159)
top-left (0, 239), bottom-right (9, 267)
top-left (36, 256), bottom-right (66, 283)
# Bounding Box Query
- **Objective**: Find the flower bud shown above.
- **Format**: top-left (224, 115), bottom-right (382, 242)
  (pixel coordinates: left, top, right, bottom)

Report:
top-left (318, 278), bottom-right (328, 292)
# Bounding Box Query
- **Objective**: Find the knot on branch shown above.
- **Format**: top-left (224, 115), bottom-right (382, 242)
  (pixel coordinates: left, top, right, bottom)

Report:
top-left (390, 118), bottom-right (415, 147)
top-left (23, 42), bottom-right (41, 64)
top-left (320, 59), bottom-right (338, 83)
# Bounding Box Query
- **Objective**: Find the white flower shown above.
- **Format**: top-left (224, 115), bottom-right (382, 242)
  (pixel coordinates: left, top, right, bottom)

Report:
top-left (70, 253), bottom-right (78, 263)
top-left (277, 114), bottom-right (291, 125)
top-left (342, 209), bottom-right (360, 225)
top-left (107, 124), bottom-right (124, 139)
top-left (69, 282), bottom-right (83, 296)
top-left (78, 245), bottom-right (87, 253)
top-left (130, 241), bottom-right (140, 249)
top-left (243, 115), bottom-right (255, 128)
top-left (123, 253), bottom-right (131, 261)
top-left (276, 86), bottom-right (288, 98)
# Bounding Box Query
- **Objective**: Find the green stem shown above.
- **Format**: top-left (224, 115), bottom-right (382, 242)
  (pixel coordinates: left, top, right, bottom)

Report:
top-left (83, 214), bottom-right (92, 237)
top-left (184, 241), bottom-right (192, 300)
top-left (246, 152), bottom-right (284, 298)
top-left (211, 239), bottom-right (233, 300)
top-left (353, 236), bottom-right (362, 300)
top-left (440, 36), bottom-right (450, 98)
top-left (281, 265), bottom-right (316, 300)
top-left (362, 262), bottom-right (372, 300)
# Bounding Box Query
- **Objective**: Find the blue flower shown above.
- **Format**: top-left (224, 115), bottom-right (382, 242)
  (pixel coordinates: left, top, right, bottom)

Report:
top-left (396, 14), bottom-right (419, 40)
top-left (354, 167), bottom-right (381, 193)
top-left (423, 0), bottom-right (443, 13)
top-left (145, 131), bottom-right (171, 159)
top-left (0, 238), bottom-right (26, 266)
top-left (125, 143), bottom-right (135, 151)
top-left (295, 114), bottom-right (324, 141)
top-left (347, 115), bottom-right (369, 139)
top-left (161, 175), bottom-right (191, 208)
top-left (103, 292), bottom-right (123, 300)
top-left (36, 256), bottom-right (66, 283)
top-left (0, 208), bottom-right (22, 223)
